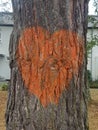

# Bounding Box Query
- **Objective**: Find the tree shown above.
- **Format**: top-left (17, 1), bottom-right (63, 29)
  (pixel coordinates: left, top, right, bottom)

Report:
top-left (86, 0), bottom-right (98, 101)
top-left (6, 0), bottom-right (89, 130)
top-left (87, 0), bottom-right (98, 56)
top-left (87, 15), bottom-right (98, 56)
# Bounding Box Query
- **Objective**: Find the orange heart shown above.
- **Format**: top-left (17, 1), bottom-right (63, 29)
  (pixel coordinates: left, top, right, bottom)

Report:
top-left (16, 26), bottom-right (84, 107)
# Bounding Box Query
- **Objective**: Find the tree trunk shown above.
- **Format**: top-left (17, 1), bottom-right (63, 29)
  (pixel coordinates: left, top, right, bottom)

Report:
top-left (6, 0), bottom-right (89, 130)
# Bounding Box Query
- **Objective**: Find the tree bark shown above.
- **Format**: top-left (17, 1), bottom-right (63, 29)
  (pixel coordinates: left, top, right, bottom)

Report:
top-left (6, 0), bottom-right (89, 130)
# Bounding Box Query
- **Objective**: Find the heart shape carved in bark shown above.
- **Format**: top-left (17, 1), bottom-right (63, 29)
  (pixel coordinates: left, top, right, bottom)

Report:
top-left (17, 26), bottom-right (83, 107)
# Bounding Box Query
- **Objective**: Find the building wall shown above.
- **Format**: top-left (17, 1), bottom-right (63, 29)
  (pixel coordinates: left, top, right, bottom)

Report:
top-left (90, 46), bottom-right (98, 81)
top-left (87, 28), bottom-right (98, 81)
top-left (0, 57), bottom-right (10, 79)
top-left (0, 26), bottom-right (13, 79)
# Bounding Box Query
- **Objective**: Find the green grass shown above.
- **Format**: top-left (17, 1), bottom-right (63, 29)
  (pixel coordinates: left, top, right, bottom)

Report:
top-left (0, 83), bottom-right (8, 91)
top-left (90, 80), bottom-right (98, 88)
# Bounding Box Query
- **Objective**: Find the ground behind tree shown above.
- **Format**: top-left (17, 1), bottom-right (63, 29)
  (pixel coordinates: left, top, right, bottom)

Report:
top-left (0, 89), bottom-right (98, 130)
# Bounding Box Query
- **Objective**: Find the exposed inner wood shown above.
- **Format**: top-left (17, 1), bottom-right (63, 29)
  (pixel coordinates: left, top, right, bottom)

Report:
top-left (17, 26), bottom-right (84, 107)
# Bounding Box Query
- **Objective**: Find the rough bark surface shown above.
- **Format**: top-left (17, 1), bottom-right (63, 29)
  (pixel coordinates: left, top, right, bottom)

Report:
top-left (6, 0), bottom-right (89, 130)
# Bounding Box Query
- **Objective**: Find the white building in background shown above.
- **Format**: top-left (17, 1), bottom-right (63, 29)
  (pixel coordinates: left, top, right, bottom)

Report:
top-left (87, 15), bottom-right (98, 81)
top-left (0, 12), bottom-right (13, 81)
top-left (0, 13), bottom-right (98, 81)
